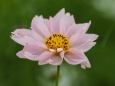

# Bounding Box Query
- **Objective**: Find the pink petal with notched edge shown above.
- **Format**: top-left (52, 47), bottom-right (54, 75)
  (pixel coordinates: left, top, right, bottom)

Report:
top-left (64, 53), bottom-right (85, 65)
top-left (11, 29), bottom-right (32, 37)
top-left (53, 8), bottom-right (65, 33)
top-left (17, 51), bottom-right (38, 60)
top-left (38, 51), bottom-right (54, 65)
top-left (31, 15), bottom-right (50, 38)
top-left (31, 15), bottom-right (43, 33)
top-left (65, 21), bottom-right (91, 38)
top-left (70, 34), bottom-right (98, 52)
top-left (70, 49), bottom-right (91, 68)
top-left (11, 35), bottom-right (36, 46)
top-left (71, 34), bottom-right (98, 46)
top-left (64, 49), bottom-right (91, 68)
top-left (77, 42), bottom-right (96, 52)
top-left (16, 45), bottom-right (44, 61)
top-left (76, 21), bottom-right (91, 35)
top-left (11, 29), bottom-right (36, 46)
top-left (54, 8), bottom-right (65, 20)
top-left (59, 13), bottom-right (75, 34)
top-left (79, 52), bottom-right (91, 69)
top-left (81, 59), bottom-right (91, 69)
top-left (65, 13), bottom-right (75, 29)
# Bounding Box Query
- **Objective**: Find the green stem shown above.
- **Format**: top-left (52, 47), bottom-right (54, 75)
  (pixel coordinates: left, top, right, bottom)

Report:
top-left (55, 65), bottom-right (60, 86)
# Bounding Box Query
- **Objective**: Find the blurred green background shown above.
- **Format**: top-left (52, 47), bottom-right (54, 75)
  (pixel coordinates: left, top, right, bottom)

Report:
top-left (0, 0), bottom-right (115, 86)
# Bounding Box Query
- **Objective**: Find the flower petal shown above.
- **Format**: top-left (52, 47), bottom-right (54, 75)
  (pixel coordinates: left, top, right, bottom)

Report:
top-left (71, 34), bottom-right (98, 46)
top-left (54, 8), bottom-right (65, 22)
top-left (32, 30), bottom-right (44, 42)
top-left (65, 14), bottom-right (75, 28)
top-left (31, 15), bottom-right (50, 37)
top-left (71, 34), bottom-right (98, 52)
top-left (60, 13), bottom-right (75, 34)
top-left (35, 41), bottom-right (48, 49)
top-left (48, 17), bottom-right (54, 33)
top-left (11, 29), bottom-right (37, 46)
top-left (11, 29), bottom-right (36, 46)
top-left (16, 45), bottom-right (44, 61)
top-left (77, 42), bottom-right (96, 52)
top-left (38, 51), bottom-right (54, 65)
top-left (59, 16), bottom-right (66, 33)
top-left (81, 61), bottom-right (91, 69)
top-left (64, 49), bottom-right (90, 68)
top-left (70, 33), bottom-right (79, 45)
top-left (64, 54), bottom-right (85, 65)
top-left (65, 23), bottom-right (77, 38)
top-left (11, 29), bottom-right (32, 37)
top-left (11, 35), bottom-right (36, 46)
top-left (76, 21), bottom-right (91, 35)
top-left (48, 55), bottom-right (63, 65)
top-left (65, 21), bottom-right (91, 38)
top-left (53, 8), bottom-right (65, 33)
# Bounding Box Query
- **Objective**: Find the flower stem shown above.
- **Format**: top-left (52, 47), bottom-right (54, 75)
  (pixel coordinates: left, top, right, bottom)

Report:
top-left (55, 65), bottom-right (60, 86)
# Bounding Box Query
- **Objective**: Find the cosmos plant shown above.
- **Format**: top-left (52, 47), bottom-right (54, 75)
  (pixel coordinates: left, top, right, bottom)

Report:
top-left (11, 8), bottom-right (98, 86)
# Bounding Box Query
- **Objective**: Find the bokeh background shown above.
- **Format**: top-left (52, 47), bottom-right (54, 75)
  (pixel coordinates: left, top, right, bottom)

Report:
top-left (0, 0), bottom-right (115, 86)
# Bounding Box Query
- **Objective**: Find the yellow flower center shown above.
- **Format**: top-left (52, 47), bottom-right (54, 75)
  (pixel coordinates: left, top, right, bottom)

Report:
top-left (45, 33), bottom-right (70, 51)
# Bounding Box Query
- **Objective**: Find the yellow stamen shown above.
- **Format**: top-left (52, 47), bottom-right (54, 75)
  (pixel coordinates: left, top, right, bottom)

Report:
top-left (45, 33), bottom-right (70, 51)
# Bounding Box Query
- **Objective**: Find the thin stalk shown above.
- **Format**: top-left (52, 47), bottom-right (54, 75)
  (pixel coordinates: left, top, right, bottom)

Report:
top-left (55, 65), bottom-right (60, 86)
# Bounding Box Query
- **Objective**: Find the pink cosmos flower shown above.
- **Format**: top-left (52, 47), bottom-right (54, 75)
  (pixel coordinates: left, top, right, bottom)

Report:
top-left (11, 8), bottom-right (98, 69)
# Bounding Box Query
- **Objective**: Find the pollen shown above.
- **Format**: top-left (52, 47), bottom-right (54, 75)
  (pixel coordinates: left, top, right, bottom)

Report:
top-left (45, 33), bottom-right (70, 51)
